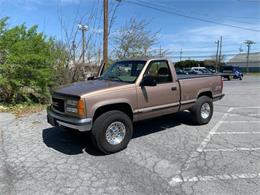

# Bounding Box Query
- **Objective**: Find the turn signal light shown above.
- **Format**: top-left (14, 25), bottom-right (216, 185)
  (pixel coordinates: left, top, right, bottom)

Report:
top-left (77, 99), bottom-right (86, 117)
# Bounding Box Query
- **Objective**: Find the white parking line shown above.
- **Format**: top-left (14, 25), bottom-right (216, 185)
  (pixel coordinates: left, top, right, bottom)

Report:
top-left (177, 107), bottom-right (234, 173)
top-left (227, 113), bottom-right (260, 117)
top-left (249, 114), bottom-right (260, 117)
top-left (211, 131), bottom-right (260, 135)
top-left (169, 106), bottom-right (260, 186)
top-left (196, 107), bottom-right (234, 153)
top-left (221, 121), bottom-right (260, 123)
top-left (231, 107), bottom-right (260, 110)
top-left (203, 148), bottom-right (260, 152)
top-left (169, 172), bottom-right (260, 186)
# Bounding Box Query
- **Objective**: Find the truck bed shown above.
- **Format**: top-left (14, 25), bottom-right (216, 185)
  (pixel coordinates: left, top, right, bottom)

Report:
top-left (177, 74), bottom-right (223, 110)
top-left (177, 74), bottom-right (217, 80)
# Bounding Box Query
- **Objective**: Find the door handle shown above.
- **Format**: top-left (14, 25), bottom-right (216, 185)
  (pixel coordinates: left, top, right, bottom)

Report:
top-left (171, 86), bottom-right (177, 91)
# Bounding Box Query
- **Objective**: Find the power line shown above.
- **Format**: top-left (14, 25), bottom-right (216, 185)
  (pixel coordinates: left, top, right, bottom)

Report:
top-left (142, 1), bottom-right (260, 22)
top-left (138, 0), bottom-right (260, 26)
top-left (169, 53), bottom-right (254, 58)
top-left (125, 0), bottom-right (260, 32)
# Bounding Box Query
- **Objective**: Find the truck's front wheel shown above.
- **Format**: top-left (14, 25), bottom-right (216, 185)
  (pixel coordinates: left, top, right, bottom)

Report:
top-left (191, 96), bottom-right (213, 125)
top-left (91, 111), bottom-right (133, 154)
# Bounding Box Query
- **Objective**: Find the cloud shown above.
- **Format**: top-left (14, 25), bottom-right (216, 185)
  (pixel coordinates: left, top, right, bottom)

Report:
top-left (160, 23), bottom-right (260, 50)
top-left (158, 22), bottom-right (260, 61)
top-left (11, 0), bottom-right (80, 10)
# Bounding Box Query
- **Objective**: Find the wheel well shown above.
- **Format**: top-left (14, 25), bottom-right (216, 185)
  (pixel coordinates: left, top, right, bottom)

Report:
top-left (93, 103), bottom-right (133, 122)
top-left (198, 91), bottom-right (213, 99)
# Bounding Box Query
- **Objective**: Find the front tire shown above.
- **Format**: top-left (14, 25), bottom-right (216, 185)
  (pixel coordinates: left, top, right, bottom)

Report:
top-left (91, 111), bottom-right (133, 154)
top-left (191, 96), bottom-right (213, 125)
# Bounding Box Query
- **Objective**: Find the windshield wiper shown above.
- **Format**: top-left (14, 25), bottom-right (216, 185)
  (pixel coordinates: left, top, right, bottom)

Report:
top-left (107, 76), bottom-right (124, 82)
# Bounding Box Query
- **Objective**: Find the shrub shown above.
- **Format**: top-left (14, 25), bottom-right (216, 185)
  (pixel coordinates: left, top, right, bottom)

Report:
top-left (0, 17), bottom-right (69, 104)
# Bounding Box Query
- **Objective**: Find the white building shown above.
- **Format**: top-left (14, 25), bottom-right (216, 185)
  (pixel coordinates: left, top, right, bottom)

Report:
top-left (227, 52), bottom-right (260, 72)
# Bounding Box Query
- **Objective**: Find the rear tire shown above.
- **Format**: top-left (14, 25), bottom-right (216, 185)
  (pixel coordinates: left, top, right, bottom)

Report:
top-left (191, 96), bottom-right (213, 125)
top-left (91, 110), bottom-right (133, 154)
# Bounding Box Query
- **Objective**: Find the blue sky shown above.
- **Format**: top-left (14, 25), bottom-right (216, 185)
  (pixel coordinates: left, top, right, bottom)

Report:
top-left (0, 0), bottom-right (260, 61)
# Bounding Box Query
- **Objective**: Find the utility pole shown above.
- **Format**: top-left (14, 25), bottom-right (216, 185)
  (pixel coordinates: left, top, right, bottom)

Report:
top-left (215, 40), bottom-right (219, 70)
top-left (218, 36), bottom-right (222, 68)
top-left (159, 45), bottom-right (162, 57)
top-left (244, 40), bottom-right (255, 74)
top-left (180, 48), bottom-right (183, 62)
top-left (103, 0), bottom-right (109, 69)
top-left (78, 24), bottom-right (88, 63)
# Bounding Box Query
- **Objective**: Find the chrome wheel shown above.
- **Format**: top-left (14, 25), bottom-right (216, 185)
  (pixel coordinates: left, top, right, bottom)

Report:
top-left (201, 103), bottom-right (210, 119)
top-left (105, 121), bottom-right (126, 145)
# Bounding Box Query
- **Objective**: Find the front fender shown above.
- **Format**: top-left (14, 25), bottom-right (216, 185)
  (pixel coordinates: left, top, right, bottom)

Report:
top-left (89, 98), bottom-right (134, 117)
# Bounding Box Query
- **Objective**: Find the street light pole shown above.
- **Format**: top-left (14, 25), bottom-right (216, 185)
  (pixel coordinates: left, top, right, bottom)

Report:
top-left (78, 24), bottom-right (88, 63)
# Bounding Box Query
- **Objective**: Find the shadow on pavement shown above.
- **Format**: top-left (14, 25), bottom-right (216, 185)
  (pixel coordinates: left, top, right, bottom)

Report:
top-left (42, 111), bottom-right (195, 156)
top-left (133, 111), bottom-right (194, 138)
top-left (42, 126), bottom-right (103, 156)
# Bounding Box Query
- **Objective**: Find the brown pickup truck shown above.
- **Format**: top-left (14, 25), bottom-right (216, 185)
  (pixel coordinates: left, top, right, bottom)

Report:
top-left (47, 58), bottom-right (224, 154)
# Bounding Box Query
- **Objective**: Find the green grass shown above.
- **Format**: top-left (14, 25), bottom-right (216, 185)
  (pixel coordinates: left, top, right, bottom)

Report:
top-left (247, 73), bottom-right (260, 76)
top-left (0, 103), bottom-right (47, 117)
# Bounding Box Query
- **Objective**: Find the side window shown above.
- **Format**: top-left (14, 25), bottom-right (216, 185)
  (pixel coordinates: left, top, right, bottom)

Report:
top-left (145, 61), bottom-right (172, 84)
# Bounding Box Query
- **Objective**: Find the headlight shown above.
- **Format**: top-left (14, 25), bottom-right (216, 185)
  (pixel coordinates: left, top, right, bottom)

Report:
top-left (66, 99), bottom-right (78, 106)
top-left (66, 107), bottom-right (78, 113)
top-left (66, 99), bottom-right (86, 117)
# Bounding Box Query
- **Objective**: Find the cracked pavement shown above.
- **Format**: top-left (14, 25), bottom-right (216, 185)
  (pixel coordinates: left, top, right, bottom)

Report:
top-left (0, 76), bottom-right (260, 195)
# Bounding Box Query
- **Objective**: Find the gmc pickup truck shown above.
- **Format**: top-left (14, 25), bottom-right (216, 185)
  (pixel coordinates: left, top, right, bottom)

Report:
top-left (47, 58), bottom-right (224, 154)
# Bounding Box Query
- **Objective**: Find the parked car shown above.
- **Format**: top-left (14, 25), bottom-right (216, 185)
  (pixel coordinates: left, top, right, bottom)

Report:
top-left (183, 68), bottom-right (199, 75)
top-left (47, 58), bottom-right (224, 154)
top-left (176, 68), bottom-right (188, 75)
top-left (220, 65), bottom-right (243, 80)
top-left (205, 66), bottom-right (217, 73)
top-left (191, 67), bottom-right (213, 74)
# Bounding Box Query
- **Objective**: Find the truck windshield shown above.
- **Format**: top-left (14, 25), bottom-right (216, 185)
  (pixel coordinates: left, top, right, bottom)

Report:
top-left (100, 60), bottom-right (146, 83)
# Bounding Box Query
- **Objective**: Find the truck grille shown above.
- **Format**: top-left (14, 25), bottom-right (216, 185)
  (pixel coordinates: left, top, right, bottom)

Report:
top-left (52, 97), bottom-right (65, 112)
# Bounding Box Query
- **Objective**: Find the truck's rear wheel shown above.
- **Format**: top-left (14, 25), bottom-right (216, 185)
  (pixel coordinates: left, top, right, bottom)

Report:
top-left (191, 96), bottom-right (213, 125)
top-left (91, 111), bottom-right (133, 154)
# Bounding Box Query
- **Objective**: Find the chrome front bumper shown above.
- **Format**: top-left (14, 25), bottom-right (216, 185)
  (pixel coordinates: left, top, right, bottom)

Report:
top-left (47, 106), bottom-right (92, 132)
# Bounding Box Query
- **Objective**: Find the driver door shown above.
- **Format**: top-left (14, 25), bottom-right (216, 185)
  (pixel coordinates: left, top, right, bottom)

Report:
top-left (136, 60), bottom-right (180, 120)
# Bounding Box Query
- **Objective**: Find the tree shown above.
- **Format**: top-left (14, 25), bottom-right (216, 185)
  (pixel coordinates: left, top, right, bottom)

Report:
top-left (0, 17), bottom-right (68, 104)
top-left (113, 18), bottom-right (158, 59)
top-left (175, 60), bottom-right (204, 68)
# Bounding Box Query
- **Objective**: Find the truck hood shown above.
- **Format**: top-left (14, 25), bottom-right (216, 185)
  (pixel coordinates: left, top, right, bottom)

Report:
top-left (54, 80), bottom-right (128, 97)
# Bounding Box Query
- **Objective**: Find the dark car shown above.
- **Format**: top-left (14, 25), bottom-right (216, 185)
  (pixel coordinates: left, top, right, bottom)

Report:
top-left (220, 65), bottom-right (243, 80)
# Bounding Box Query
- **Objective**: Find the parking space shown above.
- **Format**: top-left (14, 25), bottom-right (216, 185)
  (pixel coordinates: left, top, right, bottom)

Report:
top-left (170, 105), bottom-right (260, 194)
top-left (204, 107), bottom-right (260, 152)
top-left (0, 76), bottom-right (260, 195)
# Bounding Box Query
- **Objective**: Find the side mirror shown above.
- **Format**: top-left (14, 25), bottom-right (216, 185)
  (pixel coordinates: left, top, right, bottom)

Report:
top-left (87, 76), bottom-right (96, 80)
top-left (140, 75), bottom-right (157, 87)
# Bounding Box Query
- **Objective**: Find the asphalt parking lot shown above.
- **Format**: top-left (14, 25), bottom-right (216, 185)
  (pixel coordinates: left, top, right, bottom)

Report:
top-left (0, 76), bottom-right (260, 195)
